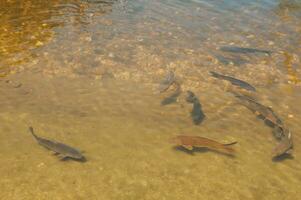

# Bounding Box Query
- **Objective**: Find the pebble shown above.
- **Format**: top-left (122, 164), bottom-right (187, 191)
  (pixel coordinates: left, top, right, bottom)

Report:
top-left (108, 53), bottom-right (115, 58)
top-left (35, 41), bottom-right (43, 47)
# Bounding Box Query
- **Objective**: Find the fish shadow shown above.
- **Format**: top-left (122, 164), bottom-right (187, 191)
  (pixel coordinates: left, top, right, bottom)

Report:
top-left (272, 153), bottom-right (294, 162)
top-left (173, 146), bottom-right (235, 158)
top-left (59, 156), bottom-right (87, 163)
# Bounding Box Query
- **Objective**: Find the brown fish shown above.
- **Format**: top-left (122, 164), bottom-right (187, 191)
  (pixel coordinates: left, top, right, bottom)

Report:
top-left (170, 135), bottom-right (237, 155)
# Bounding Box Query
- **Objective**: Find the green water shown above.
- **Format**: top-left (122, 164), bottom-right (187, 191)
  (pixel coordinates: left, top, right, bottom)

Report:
top-left (0, 0), bottom-right (301, 199)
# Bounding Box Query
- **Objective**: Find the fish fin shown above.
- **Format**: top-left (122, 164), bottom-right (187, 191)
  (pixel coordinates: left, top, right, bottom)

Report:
top-left (209, 71), bottom-right (220, 78)
top-left (29, 126), bottom-right (39, 140)
top-left (223, 141), bottom-right (237, 146)
top-left (182, 145), bottom-right (193, 151)
top-left (254, 111), bottom-right (261, 116)
top-left (58, 154), bottom-right (68, 161)
top-left (285, 149), bottom-right (293, 155)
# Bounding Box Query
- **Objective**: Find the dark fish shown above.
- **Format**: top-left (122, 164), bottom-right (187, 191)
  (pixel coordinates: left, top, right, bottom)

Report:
top-left (29, 127), bottom-right (85, 161)
top-left (220, 46), bottom-right (272, 55)
top-left (161, 82), bottom-right (181, 106)
top-left (158, 71), bottom-right (175, 93)
top-left (186, 91), bottom-right (205, 125)
top-left (235, 94), bottom-right (283, 129)
top-left (210, 71), bottom-right (256, 92)
top-left (170, 135), bottom-right (237, 155)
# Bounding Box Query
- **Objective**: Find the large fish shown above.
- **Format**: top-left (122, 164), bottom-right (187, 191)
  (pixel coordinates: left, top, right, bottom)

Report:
top-left (210, 71), bottom-right (256, 92)
top-left (234, 95), bottom-right (294, 158)
top-left (186, 91), bottom-right (205, 125)
top-left (170, 135), bottom-right (237, 155)
top-left (158, 71), bottom-right (175, 93)
top-left (220, 46), bottom-right (272, 55)
top-left (29, 127), bottom-right (85, 161)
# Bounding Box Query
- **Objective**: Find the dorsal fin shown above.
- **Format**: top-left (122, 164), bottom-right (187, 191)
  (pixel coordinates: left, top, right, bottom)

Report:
top-left (223, 141), bottom-right (237, 146)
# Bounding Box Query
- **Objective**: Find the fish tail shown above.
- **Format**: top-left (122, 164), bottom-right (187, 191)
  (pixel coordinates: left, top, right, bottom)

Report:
top-left (209, 71), bottom-right (221, 78)
top-left (29, 126), bottom-right (39, 140)
top-left (223, 141), bottom-right (237, 146)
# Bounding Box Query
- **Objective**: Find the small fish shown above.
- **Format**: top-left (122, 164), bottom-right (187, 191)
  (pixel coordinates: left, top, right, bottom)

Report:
top-left (210, 71), bottom-right (256, 92)
top-left (170, 135), bottom-right (237, 155)
top-left (158, 71), bottom-right (175, 93)
top-left (220, 46), bottom-right (272, 55)
top-left (235, 94), bottom-right (283, 129)
top-left (186, 91), bottom-right (205, 125)
top-left (29, 127), bottom-right (85, 161)
top-left (161, 82), bottom-right (181, 106)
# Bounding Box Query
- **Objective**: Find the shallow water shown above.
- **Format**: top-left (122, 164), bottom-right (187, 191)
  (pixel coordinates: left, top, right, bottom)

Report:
top-left (1, 0), bottom-right (301, 199)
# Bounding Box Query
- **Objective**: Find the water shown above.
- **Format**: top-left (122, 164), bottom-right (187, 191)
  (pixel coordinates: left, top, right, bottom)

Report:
top-left (0, 0), bottom-right (301, 199)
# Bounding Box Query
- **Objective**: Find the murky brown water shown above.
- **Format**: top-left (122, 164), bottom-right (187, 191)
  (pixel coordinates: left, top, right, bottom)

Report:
top-left (1, 0), bottom-right (301, 199)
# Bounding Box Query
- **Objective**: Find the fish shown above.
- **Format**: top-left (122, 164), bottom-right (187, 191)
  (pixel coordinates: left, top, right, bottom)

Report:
top-left (29, 127), bottom-right (85, 161)
top-left (210, 71), bottom-right (256, 92)
top-left (186, 91), bottom-right (205, 125)
top-left (234, 94), bottom-right (283, 130)
top-left (170, 135), bottom-right (237, 155)
top-left (161, 82), bottom-right (181, 106)
top-left (158, 71), bottom-right (175, 93)
top-left (220, 46), bottom-right (272, 55)
top-left (234, 94), bottom-right (294, 158)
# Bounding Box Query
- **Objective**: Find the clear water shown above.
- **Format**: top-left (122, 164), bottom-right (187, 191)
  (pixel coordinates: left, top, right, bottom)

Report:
top-left (0, 0), bottom-right (301, 199)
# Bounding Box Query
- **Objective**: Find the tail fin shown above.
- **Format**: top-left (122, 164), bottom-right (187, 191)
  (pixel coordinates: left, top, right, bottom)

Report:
top-left (224, 141), bottom-right (237, 146)
top-left (265, 51), bottom-right (272, 56)
top-left (222, 141), bottom-right (237, 155)
top-left (209, 71), bottom-right (221, 78)
top-left (29, 126), bottom-right (39, 140)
